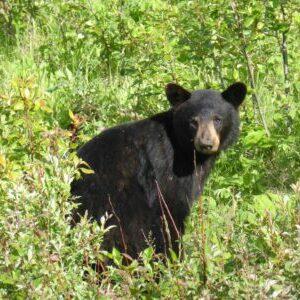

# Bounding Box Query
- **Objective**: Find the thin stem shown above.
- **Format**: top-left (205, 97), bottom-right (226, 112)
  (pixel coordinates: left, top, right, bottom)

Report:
top-left (230, 0), bottom-right (270, 137)
top-left (199, 168), bottom-right (207, 285)
top-left (194, 153), bottom-right (207, 285)
top-left (155, 181), bottom-right (180, 241)
top-left (280, 4), bottom-right (290, 95)
top-left (107, 195), bottom-right (129, 264)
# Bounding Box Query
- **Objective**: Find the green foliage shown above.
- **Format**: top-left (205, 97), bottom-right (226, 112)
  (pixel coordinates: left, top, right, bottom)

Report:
top-left (0, 0), bottom-right (300, 298)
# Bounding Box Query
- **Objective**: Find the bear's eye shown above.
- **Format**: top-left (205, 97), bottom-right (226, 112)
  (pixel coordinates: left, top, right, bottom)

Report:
top-left (213, 116), bottom-right (222, 126)
top-left (189, 119), bottom-right (198, 128)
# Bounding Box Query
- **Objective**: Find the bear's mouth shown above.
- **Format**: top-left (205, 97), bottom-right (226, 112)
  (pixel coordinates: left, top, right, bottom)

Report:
top-left (194, 142), bottom-right (219, 155)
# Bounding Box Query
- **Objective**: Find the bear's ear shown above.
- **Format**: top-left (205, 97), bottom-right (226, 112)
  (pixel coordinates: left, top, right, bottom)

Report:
top-left (165, 83), bottom-right (191, 107)
top-left (222, 82), bottom-right (247, 108)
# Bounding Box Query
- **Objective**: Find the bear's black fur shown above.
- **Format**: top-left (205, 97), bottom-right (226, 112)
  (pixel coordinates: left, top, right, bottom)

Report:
top-left (71, 82), bottom-right (247, 259)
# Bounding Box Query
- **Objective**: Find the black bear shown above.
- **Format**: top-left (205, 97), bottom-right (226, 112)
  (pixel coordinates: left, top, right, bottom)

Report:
top-left (71, 82), bottom-right (246, 260)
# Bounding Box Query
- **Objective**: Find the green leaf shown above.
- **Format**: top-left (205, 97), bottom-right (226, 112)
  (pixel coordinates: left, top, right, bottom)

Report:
top-left (80, 167), bottom-right (95, 174)
top-left (112, 248), bottom-right (123, 266)
top-left (253, 194), bottom-right (277, 217)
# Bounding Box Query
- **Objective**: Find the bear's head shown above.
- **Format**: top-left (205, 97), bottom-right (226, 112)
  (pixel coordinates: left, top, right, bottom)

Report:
top-left (166, 82), bottom-right (247, 155)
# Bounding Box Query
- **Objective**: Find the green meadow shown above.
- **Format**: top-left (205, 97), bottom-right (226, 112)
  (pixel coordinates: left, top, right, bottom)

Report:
top-left (0, 1), bottom-right (299, 298)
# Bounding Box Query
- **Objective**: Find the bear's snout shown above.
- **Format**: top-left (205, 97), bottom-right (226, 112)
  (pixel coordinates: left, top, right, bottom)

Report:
top-left (194, 121), bottom-right (220, 154)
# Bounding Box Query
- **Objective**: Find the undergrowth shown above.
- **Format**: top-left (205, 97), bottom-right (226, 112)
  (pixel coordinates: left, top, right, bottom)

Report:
top-left (0, 1), bottom-right (299, 298)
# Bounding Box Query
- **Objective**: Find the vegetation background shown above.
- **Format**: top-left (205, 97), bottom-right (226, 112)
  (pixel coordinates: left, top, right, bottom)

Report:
top-left (0, 0), bottom-right (300, 298)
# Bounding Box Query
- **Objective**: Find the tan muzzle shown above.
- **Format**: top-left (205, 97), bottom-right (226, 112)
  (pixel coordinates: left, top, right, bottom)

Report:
top-left (194, 120), bottom-right (220, 154)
